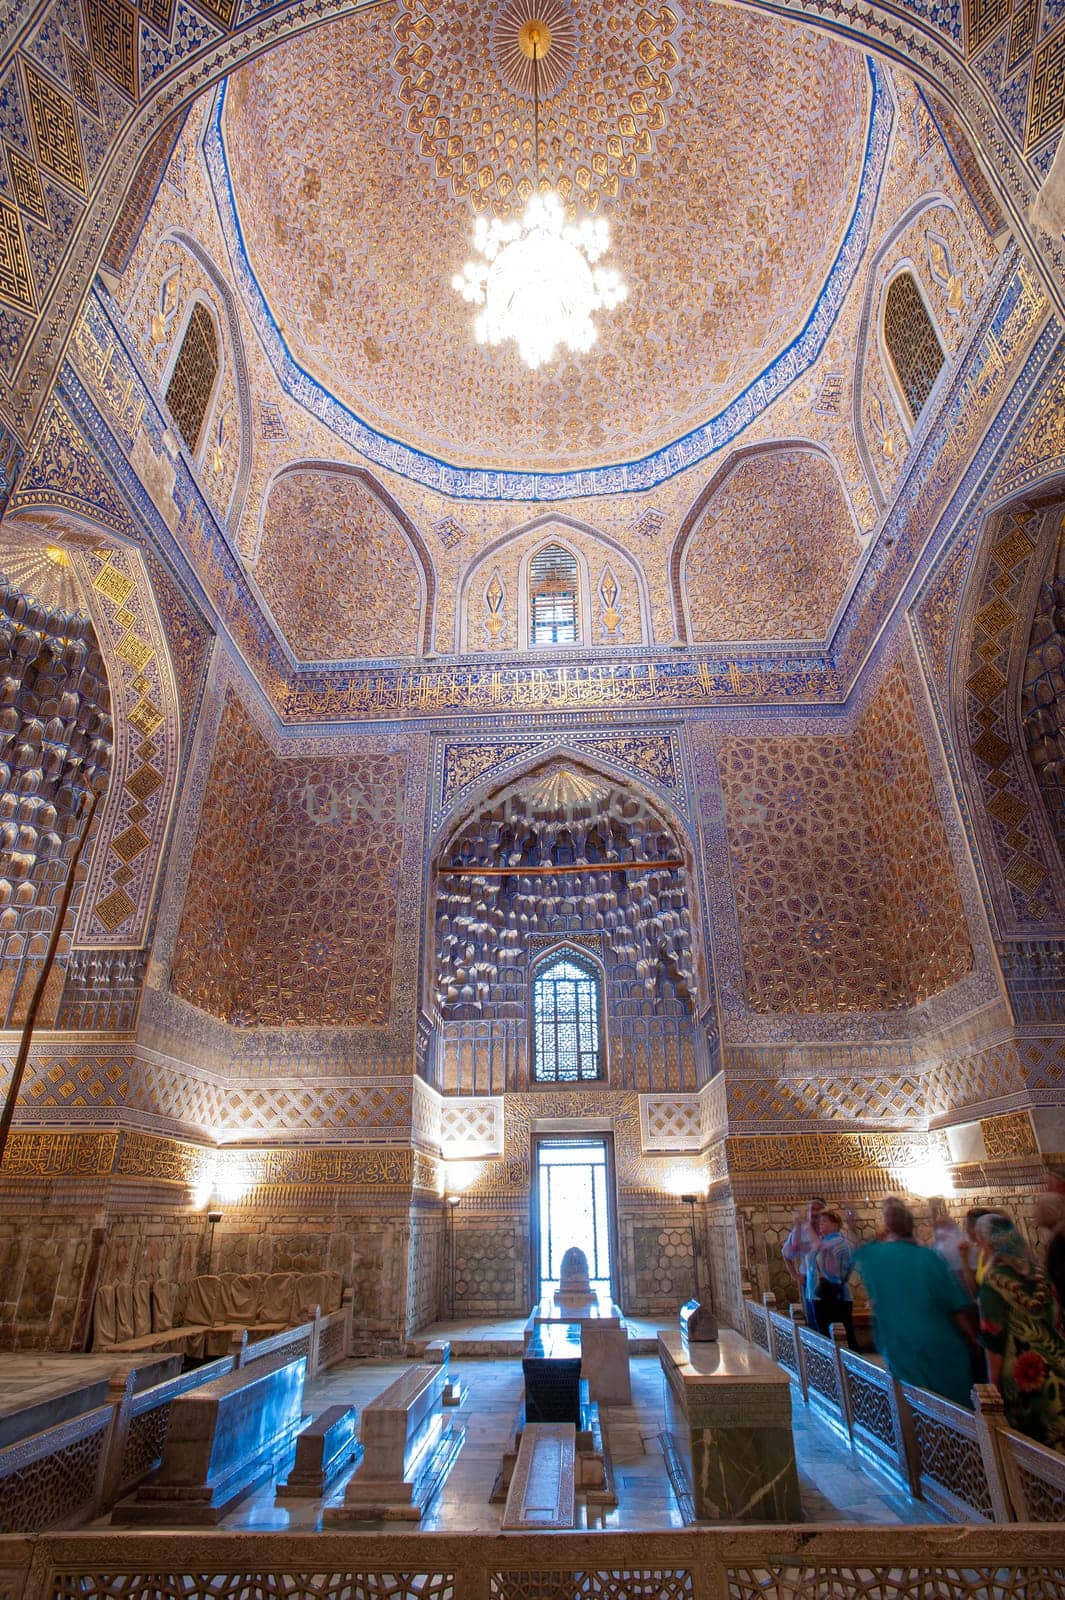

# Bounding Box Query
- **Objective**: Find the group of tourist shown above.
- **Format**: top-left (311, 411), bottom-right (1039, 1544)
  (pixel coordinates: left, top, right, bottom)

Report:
top-left (781, 1191), bottom-right (1065, 1451)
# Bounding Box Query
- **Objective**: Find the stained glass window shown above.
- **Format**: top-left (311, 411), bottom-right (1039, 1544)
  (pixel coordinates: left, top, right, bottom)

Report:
top-left (166, 301), bottom-right (218, 455)
top-left (883, 271), bottom-right (945, 424)
top-left (533, 949), bottom-right (602, 1082)
top-left (530, 545), bottom-right (579, 645)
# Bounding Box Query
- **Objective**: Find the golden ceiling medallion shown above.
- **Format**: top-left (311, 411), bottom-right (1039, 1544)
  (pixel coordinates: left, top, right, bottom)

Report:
top-left (390, 0), bottom-right (684, 215)
top-left (493, 0), bottom-right (578, 99)
top-left (518, 19), bottom-right (552, 59)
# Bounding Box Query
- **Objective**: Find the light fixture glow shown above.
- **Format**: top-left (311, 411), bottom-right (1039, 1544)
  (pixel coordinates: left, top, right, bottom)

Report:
top-left (902, 1156), bottom-right (956, 1198)
top-left (452, 191), bottom-right (626, 371)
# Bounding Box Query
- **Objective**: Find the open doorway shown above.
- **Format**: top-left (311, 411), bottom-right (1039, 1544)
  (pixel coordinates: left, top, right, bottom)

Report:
top-left (532, 1135), bottom-right (617, 1304)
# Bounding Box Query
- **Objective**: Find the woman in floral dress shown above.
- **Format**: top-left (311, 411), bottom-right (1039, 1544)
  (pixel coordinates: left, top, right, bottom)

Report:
top-left (976, 1213), bottom-right (1065, 1451)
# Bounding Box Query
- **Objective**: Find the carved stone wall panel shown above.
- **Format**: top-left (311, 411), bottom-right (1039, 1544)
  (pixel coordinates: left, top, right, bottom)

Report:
top-left (640, 1094), bottom-right (702, 1152)
top-left (439, 1098), bottom-right (504, 1159)
top-left (170, 688), bottom-right (409, 1028)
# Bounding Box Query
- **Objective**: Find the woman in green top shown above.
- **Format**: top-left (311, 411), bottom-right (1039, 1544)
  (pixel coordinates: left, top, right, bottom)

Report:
top-left (847, 1197), bottom-right (978, 1410)
top-left (975, 1213), bottom-right (1065, 1452)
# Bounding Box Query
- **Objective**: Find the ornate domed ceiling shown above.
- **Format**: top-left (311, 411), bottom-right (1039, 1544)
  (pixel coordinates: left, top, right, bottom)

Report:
top-left (220, 0), bottom-right (871, 480)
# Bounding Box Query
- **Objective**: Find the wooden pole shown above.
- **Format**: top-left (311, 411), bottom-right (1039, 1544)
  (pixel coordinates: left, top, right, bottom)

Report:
top-left (437, 858), bottom-right (683, 877)
top-left (0, 782), bottom-right (103, 1170)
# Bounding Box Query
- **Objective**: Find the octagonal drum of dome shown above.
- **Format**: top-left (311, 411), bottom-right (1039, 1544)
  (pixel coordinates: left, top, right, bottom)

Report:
top-left (221, 0), bottom-right (870, 478)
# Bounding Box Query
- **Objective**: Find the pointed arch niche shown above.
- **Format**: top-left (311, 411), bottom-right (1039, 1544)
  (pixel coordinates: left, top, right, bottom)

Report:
top-left (427, 755), bottom-right (712, 1095)
top-left (457, 518), bottom-right (653, 652)
top-left (254, 462), bottom-right (435, 660)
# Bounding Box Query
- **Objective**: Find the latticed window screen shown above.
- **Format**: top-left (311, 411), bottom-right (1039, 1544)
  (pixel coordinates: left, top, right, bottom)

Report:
top-left (530, 545), bottom-right (578, 644)
top-left (165, 302), bottom-right (218, 454)
top-left (883, 271), bottom-right (945, 423)
top-left (533, 951), bottom-right (602, 1082)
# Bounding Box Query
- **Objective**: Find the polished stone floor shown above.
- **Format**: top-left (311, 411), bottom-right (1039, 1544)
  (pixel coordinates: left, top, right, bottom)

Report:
top-left (210, 1353), bottom-right (943, 1532)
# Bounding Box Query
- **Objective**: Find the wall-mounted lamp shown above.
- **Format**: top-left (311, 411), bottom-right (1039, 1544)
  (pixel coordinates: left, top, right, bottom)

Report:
top-left (199, 1209), bottom-right (223, 1275)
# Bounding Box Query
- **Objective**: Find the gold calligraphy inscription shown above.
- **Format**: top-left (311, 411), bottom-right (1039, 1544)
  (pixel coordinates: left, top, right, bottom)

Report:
top-left (3, 1129), bottom-right (118, 1176)
top-left (726, 1130), bottom-right (946, 1174)
top-left (283, 658), bottom-right (832, 722)
top-left (115, 1129), bottom-right (209, 1185)
top-left (980, 1109), bottom-right (1038, 1159)
top-left (245, 1146), bottom-right (415, 1188)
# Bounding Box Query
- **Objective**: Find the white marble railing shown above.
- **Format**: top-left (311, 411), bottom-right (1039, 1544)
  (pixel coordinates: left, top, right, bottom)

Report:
top-left (745, 1293), bottom-right (1065, 1524)
top-left (2, 1526), bottom-right (1065, 1599)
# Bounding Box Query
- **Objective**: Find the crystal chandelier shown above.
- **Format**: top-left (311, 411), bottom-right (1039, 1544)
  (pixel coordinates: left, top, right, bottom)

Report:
top-left (451, 20), bottom-right (627, 370)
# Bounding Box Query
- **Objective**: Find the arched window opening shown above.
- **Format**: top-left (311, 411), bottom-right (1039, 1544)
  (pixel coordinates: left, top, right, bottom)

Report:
top-left (166, 302), bottom-right (219, 455)
top-left (883, 271), bottom-right (945, 424)
top-left (532, 949), bottom-right (602, 1083)
top-left (530, 544), bottom-right (579, 645)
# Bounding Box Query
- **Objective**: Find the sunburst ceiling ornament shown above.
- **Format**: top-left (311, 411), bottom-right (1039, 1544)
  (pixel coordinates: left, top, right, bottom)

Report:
top-left (391, 0), bottom-right (683, 216)
top-left (451, 13), bottom-right (627, 368)
top-left (491, 0), bottom-right (581, 98)
top-left (528, 766), bottom-right (607, 815)
top-left (0, 538), bottom-right (87, 616)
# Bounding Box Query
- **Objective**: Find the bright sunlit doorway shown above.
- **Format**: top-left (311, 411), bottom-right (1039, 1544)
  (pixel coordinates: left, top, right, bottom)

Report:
top-left (532, 1135), bottom-right (618, 1305)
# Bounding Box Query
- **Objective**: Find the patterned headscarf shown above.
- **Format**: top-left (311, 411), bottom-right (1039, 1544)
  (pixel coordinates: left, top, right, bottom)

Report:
top-left (973, 1212), bottom-right (1056, 1321)
top-left (974, 1213), bottom-right (1039, 1276)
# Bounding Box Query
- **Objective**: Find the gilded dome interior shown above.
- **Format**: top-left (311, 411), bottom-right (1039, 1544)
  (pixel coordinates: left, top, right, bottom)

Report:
top-left (221, 0), bottom-right (869, 476)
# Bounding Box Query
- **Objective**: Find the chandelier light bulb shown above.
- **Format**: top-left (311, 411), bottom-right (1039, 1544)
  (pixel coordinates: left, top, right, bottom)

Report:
top-left (453, 189), bottom-right (627, 370)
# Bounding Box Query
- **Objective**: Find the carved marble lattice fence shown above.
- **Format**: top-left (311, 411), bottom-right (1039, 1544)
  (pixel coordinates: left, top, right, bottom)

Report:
top-left (2, 1529), bottom-right (1065, 1600)
top-left (746, 1295), bottom-right (1065, 1524)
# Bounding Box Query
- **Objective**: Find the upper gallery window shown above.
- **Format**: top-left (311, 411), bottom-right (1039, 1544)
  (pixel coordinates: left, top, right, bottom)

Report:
top-left (166, 302), bottom-right (219, 455)
top-left (532, 948), bottom-right (602, 1083)
top-left (883, 271), bottom-right (945, 425)
top-left (530, 545), bottom-right (579, 645)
